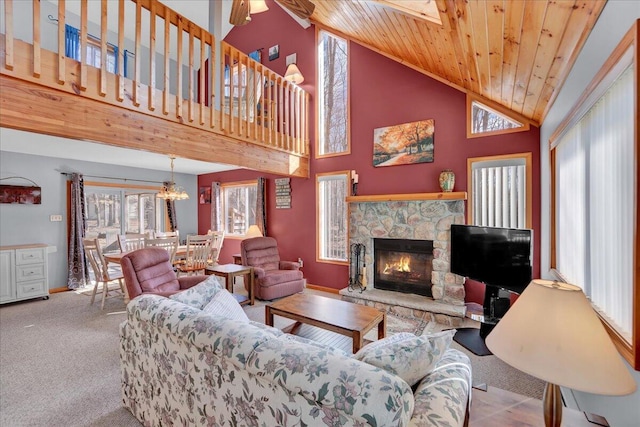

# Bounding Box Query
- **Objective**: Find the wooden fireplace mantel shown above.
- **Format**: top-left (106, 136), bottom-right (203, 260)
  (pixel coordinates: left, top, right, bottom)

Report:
top-left (346, 192), bottom-right (467, 203)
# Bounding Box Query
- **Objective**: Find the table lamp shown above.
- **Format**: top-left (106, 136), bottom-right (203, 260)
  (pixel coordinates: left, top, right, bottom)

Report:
top-left (485, 279), bottom-right (636, 427)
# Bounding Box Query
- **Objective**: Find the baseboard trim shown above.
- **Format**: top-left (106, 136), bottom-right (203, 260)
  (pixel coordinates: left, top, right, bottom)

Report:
top-left (306, 284), bottom-right (341, 294)
top-left (49, 287), bottom-right (69, 294)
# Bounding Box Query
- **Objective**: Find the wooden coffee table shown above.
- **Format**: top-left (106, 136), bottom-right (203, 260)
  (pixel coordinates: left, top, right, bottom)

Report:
top-left (265, 293), bottom-right (386, 353)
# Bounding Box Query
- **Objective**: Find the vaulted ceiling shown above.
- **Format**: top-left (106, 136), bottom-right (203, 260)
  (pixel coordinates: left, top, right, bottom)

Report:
top-left (306, 0), bottom-right (607, 126)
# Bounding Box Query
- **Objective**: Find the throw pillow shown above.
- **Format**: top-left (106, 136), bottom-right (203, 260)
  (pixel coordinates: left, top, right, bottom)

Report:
top-left (169, 275), bottom-right (223, 309)
top-left (202, 289), bottom-right (250, 322)
top-left (353, 329), bottom-right (456, 386)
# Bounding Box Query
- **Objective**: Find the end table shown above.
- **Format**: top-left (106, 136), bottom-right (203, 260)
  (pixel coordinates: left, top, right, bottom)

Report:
top-left (205, 264), bottom-right (254, 306)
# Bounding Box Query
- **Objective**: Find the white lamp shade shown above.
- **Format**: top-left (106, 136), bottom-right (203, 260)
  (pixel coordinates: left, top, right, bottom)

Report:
top-left (245, 225), bottom-right (263, 239)
top-left (250, 0), bottom-right (269, 14)
top-left (486, 279), bottom-right (636, 395)
top-left (284, 63), bottom-right (304, 85)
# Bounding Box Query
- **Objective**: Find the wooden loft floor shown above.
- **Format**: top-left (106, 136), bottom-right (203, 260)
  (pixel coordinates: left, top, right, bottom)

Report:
top-left (0, 0), bottom-right (309, 178)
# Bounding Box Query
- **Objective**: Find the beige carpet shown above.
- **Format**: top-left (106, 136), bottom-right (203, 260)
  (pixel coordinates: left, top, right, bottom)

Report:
top-left (0, 285), bottom-right (543, 427)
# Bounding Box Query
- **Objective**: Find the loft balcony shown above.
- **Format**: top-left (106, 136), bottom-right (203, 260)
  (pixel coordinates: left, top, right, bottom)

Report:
top-left (0, 0), bottom-right (310, 177)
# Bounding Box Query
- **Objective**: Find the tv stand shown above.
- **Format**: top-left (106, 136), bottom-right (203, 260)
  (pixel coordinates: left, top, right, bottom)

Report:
top-left (454, 286), bottom-right (511, 356)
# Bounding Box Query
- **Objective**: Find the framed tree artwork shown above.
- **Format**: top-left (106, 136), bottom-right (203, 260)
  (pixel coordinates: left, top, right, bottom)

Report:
top-left (373, 119), bottom-right (435, 167)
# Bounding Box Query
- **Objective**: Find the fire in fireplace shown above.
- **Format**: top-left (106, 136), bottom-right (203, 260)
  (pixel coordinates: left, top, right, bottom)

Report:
top-left (373, 238), bottom-right (434, 297)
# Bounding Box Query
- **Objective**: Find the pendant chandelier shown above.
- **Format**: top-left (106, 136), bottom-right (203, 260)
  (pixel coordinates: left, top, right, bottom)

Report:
top-left (156, 156), bottom-right (189, 201)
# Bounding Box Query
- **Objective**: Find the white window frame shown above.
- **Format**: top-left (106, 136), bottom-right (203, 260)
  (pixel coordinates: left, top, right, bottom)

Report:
top-left (221, 180), bottom-right (258, 238)
top-left (467, 153), bottom-right (532, 229)
top-left (317, 29), bottom-right (350, 158)
top-left (550, 22), bottom-right (639, 369)
top-left (316, 171), bottom-right (350, 264)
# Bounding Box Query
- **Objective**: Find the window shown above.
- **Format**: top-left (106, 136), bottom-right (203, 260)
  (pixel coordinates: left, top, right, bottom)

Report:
top-left (65, 24), bottom-right (117, 74)
top-left (467, 153), bottom-right (532, 229)
top-left (221, 181), bottom-right (257, 237)
top-left (316, 172), bottom-right (350, 263)
top-left (84, 184), bottom-right (163, 252)
top-left (317, 30), bottom-right (349, 157)
top-left (467, 94), bottom-right (529, 138)
top-left (550, 22), bottom-right (638, 369)
top-left (124, 193), bottom-right (157, 234)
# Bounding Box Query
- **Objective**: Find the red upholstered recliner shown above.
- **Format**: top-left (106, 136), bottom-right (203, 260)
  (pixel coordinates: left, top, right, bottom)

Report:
top-left (120, 247), bottom-right (207, 299)
top-left (241, 237), bottom-right (305, 300)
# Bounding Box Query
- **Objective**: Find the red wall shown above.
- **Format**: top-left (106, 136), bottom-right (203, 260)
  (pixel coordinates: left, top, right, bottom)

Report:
top-left (199, 0), bottom-right (541, 295)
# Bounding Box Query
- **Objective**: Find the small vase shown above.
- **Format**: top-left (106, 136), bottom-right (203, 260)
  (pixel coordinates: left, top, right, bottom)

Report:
top-left (439, 170), bottom-right (455, 192)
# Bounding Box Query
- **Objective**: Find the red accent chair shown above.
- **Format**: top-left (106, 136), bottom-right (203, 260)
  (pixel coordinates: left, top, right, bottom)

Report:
top-left (120, 247), bottom-right (207, 299)
top-left (241, 237), bottom-right (305, 300)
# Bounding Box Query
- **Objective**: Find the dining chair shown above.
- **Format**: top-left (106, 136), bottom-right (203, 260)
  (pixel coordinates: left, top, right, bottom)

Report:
top-left (144, 237), bottom-right (179, 265)
top-left (83, 237), bottom-right (126, 309)
top-left (206, 230), bottom-right (225, 265)
top-left (177, 234), bottom-right (212, 276)
top-left (118, 233), bottom-right (147, 252)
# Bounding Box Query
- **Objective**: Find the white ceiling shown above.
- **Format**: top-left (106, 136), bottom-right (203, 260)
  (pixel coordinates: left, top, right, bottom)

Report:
top-left (0, 128), bottom-right (236, 175)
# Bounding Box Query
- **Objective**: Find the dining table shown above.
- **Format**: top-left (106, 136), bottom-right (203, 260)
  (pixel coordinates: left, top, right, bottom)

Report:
top-left (103, 245), bottom-right (188, 265)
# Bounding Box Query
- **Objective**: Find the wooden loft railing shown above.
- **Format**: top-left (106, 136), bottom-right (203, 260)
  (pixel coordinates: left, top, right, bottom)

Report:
top-left (0, 0), bottom-right (309, 177)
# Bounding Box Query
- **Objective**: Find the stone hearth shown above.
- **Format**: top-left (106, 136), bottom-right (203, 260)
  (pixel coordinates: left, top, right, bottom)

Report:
top-left (345, 194), bottom-right (467, 326)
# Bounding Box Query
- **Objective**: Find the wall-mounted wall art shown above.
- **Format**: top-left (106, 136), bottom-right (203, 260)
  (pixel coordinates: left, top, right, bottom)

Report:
top-left (373, 119), bottom-right (435, 167)
top-left (275, 177), bottom-right (291, 209)
top-left (0, 185), bottom-right (42, 204)
top-left (268, 44), bottom-right (279, 61)
top-left (248, 49), bottom-right (262, 63)
top-left (199, 186), bottom-right (211, 204)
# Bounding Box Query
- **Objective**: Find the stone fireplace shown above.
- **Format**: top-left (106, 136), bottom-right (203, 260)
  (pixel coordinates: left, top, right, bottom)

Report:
top-left (340, 194), bottom-right (467, 326)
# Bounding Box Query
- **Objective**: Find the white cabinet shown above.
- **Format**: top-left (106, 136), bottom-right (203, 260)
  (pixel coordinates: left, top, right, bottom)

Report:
top-left (0, 244), bottom-right (49, 304)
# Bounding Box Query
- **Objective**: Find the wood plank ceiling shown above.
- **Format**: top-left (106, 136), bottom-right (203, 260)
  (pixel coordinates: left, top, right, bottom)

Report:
top-left (309, 0), bottom-right (607, 126)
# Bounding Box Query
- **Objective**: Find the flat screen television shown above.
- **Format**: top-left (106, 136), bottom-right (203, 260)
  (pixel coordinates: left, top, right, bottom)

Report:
top-left (450, 224), bottom-right (532, 294)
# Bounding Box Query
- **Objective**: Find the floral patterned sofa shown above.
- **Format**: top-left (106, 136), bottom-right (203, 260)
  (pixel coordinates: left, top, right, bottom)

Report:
top-left (120, 289), bottom-right (472, 427)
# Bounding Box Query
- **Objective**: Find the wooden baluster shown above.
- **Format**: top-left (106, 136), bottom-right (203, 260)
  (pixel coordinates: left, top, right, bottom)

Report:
top-left (304, 93), bottom-right (310, 154)
top-left (199, 28), bottom-right (205, 125)
top-left (80, 0), bottom-right (87, 90)
top-left (244, 54), bottom-right (250, 138)
top-left (220, 45), bottom-right (227, 132)
top-left (294, 88), bottom-right (302, 154)
top-left (305, 92), bottom-right (310, 155)
top-left (116, 0), bottom-right (124, 101)
top-left (133, 0), bottom-right (141, 106)
top-left (188, 25), bottom-right (194, 122)
top-left (148, 0), bottom-right (156, 110)
top-left (176, 16), bottom-right (183, 119)
top-left (57, 0), bottom-right (65, 84)
top-left (99, 0), bottom-right (107, 96)
top-left (33, 0), bottom-right (41, 78)
top-left (162, 12), bottom-right (170, 115)
top-left (282, 80), bottom-right (291, 151)
top-left (267, 72), bottom-right (273, 146)
top-left (209, 40), bottom-right (216, 128)
top-left (273, 74), bottom-right (282, 147)
top-left (233, 50), bottom-right (239, 134)
top-left (4, 0), bottom-right (13, 70)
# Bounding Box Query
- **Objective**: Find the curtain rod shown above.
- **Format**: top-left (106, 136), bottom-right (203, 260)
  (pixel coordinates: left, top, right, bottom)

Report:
top-left (60, 172), bottom-right (163, 185)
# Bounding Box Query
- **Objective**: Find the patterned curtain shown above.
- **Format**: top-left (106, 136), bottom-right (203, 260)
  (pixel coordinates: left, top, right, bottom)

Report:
top-left (164, 182), bottom-right (178, 232)
top-left (210, 182), bottom-right (222, 231)
top-left (256, 177), bottom-right (267, 236)
top-left (67, 173), bottom-right (88, 289)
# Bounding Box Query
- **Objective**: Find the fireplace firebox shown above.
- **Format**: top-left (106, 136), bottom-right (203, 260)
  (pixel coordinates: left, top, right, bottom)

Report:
top-left (373, 238), bottom-right (434, 297)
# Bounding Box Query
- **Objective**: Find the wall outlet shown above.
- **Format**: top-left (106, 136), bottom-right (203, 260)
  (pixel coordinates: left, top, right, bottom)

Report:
top-left (50, 214), bottom-right (62, 222)
top-left (298, 257), bottom-right (303, 268)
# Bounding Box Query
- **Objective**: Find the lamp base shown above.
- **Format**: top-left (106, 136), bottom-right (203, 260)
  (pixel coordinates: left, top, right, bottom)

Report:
top-left (543, 382), bottom-right (562, 427)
